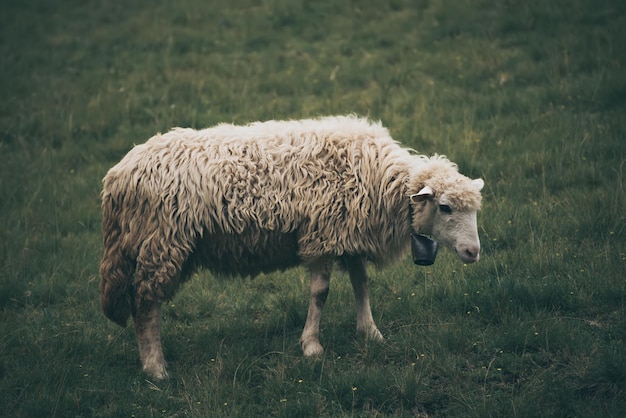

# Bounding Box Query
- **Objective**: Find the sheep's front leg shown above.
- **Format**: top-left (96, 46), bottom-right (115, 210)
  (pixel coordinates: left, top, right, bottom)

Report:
top-left (344, 255), bottom-right (383, 341)
top-left (300, 258), bottom-right (332, 357)
top-left (134, 301), bottom-right (168, 379)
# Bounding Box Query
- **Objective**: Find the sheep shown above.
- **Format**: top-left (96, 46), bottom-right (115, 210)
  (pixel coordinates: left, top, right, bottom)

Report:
top-left (99, 115), bottom-right (484, 379)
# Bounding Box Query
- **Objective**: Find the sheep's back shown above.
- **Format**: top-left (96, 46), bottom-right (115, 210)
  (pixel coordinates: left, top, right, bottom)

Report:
top-left (102, 116), bottom-right (414, 269)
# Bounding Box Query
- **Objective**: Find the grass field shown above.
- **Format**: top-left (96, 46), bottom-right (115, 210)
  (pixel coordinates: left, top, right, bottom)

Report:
top-left (1, 0), bottom-right (625, 416)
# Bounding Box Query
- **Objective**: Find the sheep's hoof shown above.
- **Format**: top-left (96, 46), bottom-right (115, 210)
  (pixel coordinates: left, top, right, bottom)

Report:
top-left (301, 340), bottom-right (324, 357)
top-left (143, 363), bottom-right (169, 380)
top-left (357, 325), bottom-right (384, 342)
top-left (367, 327), bottom-right (384, 342)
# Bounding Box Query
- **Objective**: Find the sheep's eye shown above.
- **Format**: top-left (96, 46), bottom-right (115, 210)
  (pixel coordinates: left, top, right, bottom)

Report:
top-left (439, 204), bottom-right (452, 214)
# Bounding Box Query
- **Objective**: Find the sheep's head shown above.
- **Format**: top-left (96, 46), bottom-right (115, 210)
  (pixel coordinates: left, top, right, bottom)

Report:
top-left (409, 163), bottom-right (484, 264)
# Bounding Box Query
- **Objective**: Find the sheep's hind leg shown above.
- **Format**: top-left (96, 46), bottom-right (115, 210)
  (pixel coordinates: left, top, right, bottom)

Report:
top-left (134, 301), bottom-right (168, 379)
top-left (300, 257), bottom-right (332, 357)
top-left (344, 255), bottom-right (383, 341)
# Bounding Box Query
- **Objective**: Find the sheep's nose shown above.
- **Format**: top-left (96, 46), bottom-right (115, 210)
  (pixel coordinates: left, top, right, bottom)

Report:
top-left (459, 246), bottom-right (480, 263)
top-left (465, 247), bottom-right (478, 259)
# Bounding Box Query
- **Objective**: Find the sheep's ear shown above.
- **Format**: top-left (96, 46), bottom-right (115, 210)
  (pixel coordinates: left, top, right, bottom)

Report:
top-left (471, 178), bottom-right (484, 191)
top-left (410, 186), bottom-right (434, 203)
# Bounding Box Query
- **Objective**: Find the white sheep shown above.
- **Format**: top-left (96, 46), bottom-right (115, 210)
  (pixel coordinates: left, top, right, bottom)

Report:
top-left (99, 115), bottom-right (484, 379)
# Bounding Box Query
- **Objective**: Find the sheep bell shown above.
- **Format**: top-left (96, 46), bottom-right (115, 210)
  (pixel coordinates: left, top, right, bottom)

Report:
top-left (411, 234), bottom-right (439, 266)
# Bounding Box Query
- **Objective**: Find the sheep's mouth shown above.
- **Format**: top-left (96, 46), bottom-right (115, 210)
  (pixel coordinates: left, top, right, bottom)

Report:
top-left (411, 234), bottom-right (439, 266)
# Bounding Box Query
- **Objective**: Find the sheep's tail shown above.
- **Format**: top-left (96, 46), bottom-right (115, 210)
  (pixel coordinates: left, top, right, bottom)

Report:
top-left (99, 191), bottom-right (135, 327)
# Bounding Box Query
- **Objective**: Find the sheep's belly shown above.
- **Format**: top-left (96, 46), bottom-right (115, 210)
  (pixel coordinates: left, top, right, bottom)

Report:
top-left (194, 230), bottom-right (301, 277)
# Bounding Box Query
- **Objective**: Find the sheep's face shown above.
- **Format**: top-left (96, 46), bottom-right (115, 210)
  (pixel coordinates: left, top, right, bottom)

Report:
top-left (409, 178), bottom-right (484, 264)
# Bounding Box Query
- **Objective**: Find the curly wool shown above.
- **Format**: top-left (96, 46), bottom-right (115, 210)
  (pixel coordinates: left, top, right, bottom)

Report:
top-left (99, 115), bottom-right (480, 326)
top-left (409, 155), bottom-right (482, 211)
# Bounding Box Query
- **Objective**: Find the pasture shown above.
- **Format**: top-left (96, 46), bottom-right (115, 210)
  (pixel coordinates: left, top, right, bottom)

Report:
top-left (1, 0), bottom-right (625, 416)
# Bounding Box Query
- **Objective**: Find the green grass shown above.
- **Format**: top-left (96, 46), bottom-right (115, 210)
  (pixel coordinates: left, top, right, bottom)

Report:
top-left (1, 0), bottom-right (625, 416)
